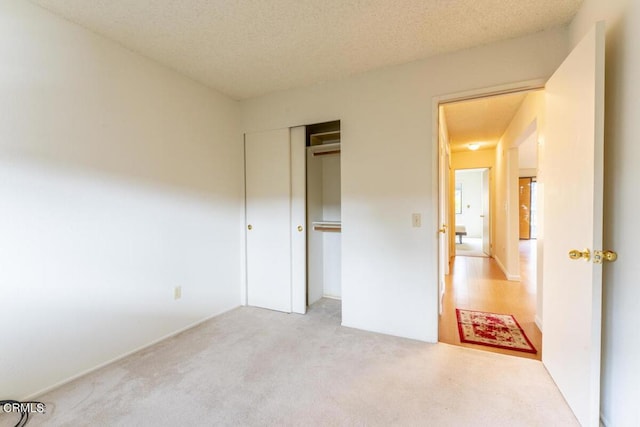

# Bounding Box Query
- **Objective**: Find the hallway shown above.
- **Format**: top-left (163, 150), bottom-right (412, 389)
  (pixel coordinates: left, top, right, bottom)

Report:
top-left (439, 240), bottom-right (542, 360)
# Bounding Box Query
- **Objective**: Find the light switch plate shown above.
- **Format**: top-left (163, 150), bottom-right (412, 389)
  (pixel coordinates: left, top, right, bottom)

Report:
top-left (412, 213), bottom-right (421, 228)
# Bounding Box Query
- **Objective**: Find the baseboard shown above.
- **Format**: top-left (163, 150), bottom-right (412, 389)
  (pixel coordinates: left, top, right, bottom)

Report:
top-left (534, 315), bottom-right (543, 332)
top-left (439, 279), bottom-right (445, 316)
top-left (494, 255), bottom-right (508, 277)
top-left (494, 256), bottom-right (521, 281)
top-left (600, 412), bottom-right (609, 427)
top-left (24, 305), bottom-right (240, 401)
top-left (322, 294), bottom-right (342, 300)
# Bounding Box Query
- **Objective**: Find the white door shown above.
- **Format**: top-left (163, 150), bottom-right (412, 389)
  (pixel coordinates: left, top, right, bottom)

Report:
top-left (438, 106), bottom-right (450, 313)
top-left (290, 126), bottom-right (307, 314)
top-left (481, 168), bottom-right (491, 255)
top-left (542, 22), bottom-right (605, 427)
top-left (245, 129), bottom-right (292, 313)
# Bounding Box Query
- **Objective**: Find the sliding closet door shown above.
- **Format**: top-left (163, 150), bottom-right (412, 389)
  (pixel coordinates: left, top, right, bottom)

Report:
top-left (245, 129), bottom-right (292, 313)
top-left (290, 126), bottom-right (307, 314)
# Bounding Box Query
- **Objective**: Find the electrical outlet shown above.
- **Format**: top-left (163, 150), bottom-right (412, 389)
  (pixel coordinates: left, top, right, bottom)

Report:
top-left (174, 286), bottom-right (182, 300)
top-left (412, 213), bottom-right (421, 228)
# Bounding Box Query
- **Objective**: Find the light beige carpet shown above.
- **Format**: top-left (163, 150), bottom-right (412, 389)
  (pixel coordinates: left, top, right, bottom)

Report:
top-left (2, 299), bottom-right (578, 426)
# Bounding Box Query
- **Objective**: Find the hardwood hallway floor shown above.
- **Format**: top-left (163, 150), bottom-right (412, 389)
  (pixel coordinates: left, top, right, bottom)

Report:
top-left (439, 240), bottom-right (542, 360)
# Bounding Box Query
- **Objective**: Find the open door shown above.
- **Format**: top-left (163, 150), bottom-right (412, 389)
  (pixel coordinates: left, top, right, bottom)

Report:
top-left (437, 106), bottom-right (450, 313)
top-left (542, 22), bottom-right (606, 426)
top-left (481, 168), bottom-right (490, 255)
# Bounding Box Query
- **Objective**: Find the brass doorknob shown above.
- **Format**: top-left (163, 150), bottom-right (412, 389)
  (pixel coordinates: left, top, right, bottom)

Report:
top-left (247, 224), bottom-right (252, 230)
top-left (297, 225), bottom-right (303, 232)
top-left (594, 250), bottom-right (617, 264)
top-left (569, 248), bottom-right (590, 261)
top-left (438, 224), bottom-right (447, 234)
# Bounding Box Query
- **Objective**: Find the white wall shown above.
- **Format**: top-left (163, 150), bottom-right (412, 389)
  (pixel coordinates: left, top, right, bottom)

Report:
top-left (242, 28), bottom-right (569, 341)
top-left (519, 130), bottom-right (538, 172)
top-left (569, 1), bottom-right (640, 425)
top-left (493, 139), bottom-right (517, 278)
top-left (494, 92), bottom-right (544, 281)
top-left (0, 1), bottom-right (243, 399)
top-left (519, 168), bottom-right (537, 177)
top-left (454, 170), bottom-right (483, 238)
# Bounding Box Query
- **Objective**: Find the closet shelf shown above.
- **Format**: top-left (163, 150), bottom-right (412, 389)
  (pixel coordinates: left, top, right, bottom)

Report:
top-left (312, 221), bottom-right (341, 232)
top-left (309, 142), bottom-right (341, 157)
top-left (310, 130), bottom-right (340, 146)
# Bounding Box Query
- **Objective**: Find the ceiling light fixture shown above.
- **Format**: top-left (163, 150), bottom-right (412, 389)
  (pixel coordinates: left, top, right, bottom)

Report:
top-left (468, 143), bottom-right (480, 151)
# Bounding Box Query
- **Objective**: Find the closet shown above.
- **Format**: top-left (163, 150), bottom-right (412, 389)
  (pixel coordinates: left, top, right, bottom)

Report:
top-left (306, 122), bottom-right (342, 304)
top-left (244, 121), bottom-right (341, 314)
top-left (245, 128), bottom-right (303, 313)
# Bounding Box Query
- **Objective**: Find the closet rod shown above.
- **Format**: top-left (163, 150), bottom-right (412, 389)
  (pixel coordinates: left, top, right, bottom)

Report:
top-left (312, 149), bottom-right (341, 157)
top-left (313, 226), bottom-right (341, 232)
top-left (312, 221), bottom-right (342, 232)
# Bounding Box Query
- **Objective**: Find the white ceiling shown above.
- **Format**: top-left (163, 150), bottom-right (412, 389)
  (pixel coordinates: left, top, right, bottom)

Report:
top-left (31, 0), bottom-right (582, 100)
top-left (443, 90), bottom-right (540, 170)
top-left (442, 92), bottom-right (528, 152)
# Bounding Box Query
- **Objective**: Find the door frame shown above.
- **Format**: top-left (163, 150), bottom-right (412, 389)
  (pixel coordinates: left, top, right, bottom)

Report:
top-left (451, 166), bottom-right (492, 257)
top-left (481, 167), bottom-right (491, 256)
top-left (432, 79), bottom-right (545, 337)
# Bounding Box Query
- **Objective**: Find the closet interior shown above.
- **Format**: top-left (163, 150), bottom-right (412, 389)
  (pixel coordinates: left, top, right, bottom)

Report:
top-left (306, 121), bottom-right (342, 305)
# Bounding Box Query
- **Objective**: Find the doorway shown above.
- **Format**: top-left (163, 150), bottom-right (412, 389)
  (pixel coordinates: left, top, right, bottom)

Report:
top-left (454, 168), bottom-right (490, 257)
top-left (306, 121), bottom-right (342, 306)
top-left (437, 88), bottom-right (544, 360)
top-left (435, 24), bottom-right (606, 424)
top-left (519, 177), bottom-right (538, 240)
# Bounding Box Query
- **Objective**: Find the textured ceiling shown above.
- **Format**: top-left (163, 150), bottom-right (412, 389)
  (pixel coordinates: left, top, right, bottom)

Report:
top-left (443, 92), bottom-right (529, 152)
top-left (31, 0), bottom-right (582, 100)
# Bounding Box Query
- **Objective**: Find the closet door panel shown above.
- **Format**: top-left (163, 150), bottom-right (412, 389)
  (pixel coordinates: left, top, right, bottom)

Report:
top-left (290, 126), bottom-right (307, 314)
top-left (245, 129), bottom-right (291, 313)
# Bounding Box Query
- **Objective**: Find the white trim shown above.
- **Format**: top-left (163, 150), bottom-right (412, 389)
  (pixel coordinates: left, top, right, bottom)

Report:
top-left (494, 254), bottom-right (508, 277)
top-left (494, 254), bottom-right (521, 281)
top-left (435, 79), bottom-right (547, 105)
top-left (241, 134), bottom-right (248, 306)
top-left (535, 315), bottom-right (543, 332)
top-left (430, 94), bottom-right (441, 341)
top-left (23, 306), bottom-right (240, 401)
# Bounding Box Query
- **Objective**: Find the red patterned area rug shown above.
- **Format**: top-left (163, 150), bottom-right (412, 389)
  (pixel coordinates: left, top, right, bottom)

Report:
top-left (456, 309), bottom-right (537, 354)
